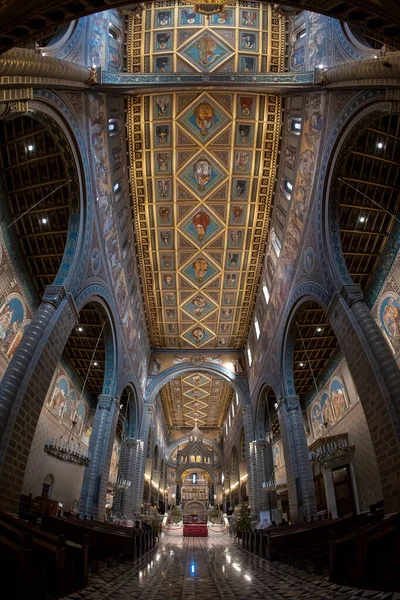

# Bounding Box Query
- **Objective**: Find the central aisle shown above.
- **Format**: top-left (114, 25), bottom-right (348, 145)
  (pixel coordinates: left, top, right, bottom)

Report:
top-left (63, 534), bottom-right (396, 600)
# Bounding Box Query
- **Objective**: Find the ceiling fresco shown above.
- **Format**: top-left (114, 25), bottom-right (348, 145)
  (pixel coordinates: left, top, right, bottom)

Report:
top-left (127, 3), bottom-right (284, 350)
top-left (161, 372), bottom-right (234, 430)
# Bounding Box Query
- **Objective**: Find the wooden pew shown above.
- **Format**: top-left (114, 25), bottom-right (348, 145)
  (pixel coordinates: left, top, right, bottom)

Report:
top-left (0, 518), bottom-right (32, 598)
top-left (329, 512), bottom-right (400, 591)
top-left (0, 511), bottom-right (88, 597)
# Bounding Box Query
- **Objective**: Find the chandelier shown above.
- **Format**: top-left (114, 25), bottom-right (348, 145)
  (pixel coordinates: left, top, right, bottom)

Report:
top-left (44, 419), bottom-right (90, 467)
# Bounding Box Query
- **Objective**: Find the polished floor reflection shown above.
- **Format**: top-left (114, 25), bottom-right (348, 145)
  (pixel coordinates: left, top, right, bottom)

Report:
top-left (62, 533), bottom-right (400, 600)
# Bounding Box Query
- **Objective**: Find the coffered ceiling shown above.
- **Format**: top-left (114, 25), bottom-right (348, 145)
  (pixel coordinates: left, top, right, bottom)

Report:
top-left (161, 372), bottom-right (234, 430)
top-left (127, 2), bottom-right (284, 350)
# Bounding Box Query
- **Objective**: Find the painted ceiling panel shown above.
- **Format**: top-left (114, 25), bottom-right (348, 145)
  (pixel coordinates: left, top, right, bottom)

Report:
top-left (127, 1), bottom-right (284, 350)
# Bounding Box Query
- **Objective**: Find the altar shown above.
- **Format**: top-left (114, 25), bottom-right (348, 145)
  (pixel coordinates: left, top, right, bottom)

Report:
top-left (183, 514), bottom-right (208, 537)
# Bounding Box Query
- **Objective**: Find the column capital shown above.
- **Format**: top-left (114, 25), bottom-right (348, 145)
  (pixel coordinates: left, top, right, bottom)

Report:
top-left (97, 395), bottom-right (119, 411)
top-left (43, 285), bottom-right (67, 308)
top-left (284, 395), bottom-right (301, 412)
top-left (340, 284), bottom-right (364, 307)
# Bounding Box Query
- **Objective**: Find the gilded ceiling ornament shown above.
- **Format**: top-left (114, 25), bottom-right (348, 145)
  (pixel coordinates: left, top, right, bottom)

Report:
top-left (193, 1), bottom-right (226, 17)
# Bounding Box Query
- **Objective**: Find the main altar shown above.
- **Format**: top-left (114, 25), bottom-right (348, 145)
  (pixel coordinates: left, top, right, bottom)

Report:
top-left (183, 514), bottom-right (208, 537)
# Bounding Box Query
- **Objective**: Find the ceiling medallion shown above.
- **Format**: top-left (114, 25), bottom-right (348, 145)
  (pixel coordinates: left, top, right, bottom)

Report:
top-left (193, 1), bottom-right (226, 16)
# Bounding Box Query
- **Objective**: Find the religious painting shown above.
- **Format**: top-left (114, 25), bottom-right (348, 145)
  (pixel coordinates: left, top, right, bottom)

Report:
top-left (155, 178), bottom-right (172, 201)
top-left (157, 206), bottom-right (173, 226)
top-left (163, 291), bottom-right (177, 306)
top-left (164, 308), bottom-right (177, 321)
top-left (62, 390), bottom-right (78, 428)
top-left (184, 388), bottom-right (208, 400)
top-left (181, 255), bottom-right (219, 288)
top-left (304, 246), bottom-right (315, 275)
top-left (232, 178), bottom-right (249, 200)
top-left (180, 32), bottom-right (230, 72)
top-left (158, 230), bottom-right (174, 249)
top-left (227, 229), bottom-right (244, 249)
top-left (290, 47), bottom-right (305, 70)
top-left (224, 273), bottom-right (239, 289)
top-left (154, 124), bottom-right (171, 147)
top-left (154, 31), bottom-right (173, 52)
top-left (239, 32), bottom-right (258, 52)
top-left (182, 324), bottom-right (214, 348)
top-left (154, 56), bottom-right (172, 73)
top-left (180, 96), bottom-right (229, 142)
top-left (178, 153), bottom-right (226, 198)
top-left (183, 373), bottom-right (210, 387)
top-left (219, 323), bottom-right (231, 335)
top-left (308, 15), bottom-right (328, 70)
top-left (91, 247), bottom-right (101, 275)
top-left (76, 402), bottom-right (86, 437)
top-left (239, 56), bottom-right (257, 73)
top-left (180, 208), bottom-right (223, 247)
top-left (154, 9), bottom-right (172, 28)
top-left (330, 378), bottom-right (348, 421)
top-left (379, 293), bottom-right (400, 355)
top-left (153, 95), bottom-right (172, 119)
top-left (0, 293), bottom-right (29, 360)
top-left (179, 7), bottom-right (203, 26)
top-left (181, 293), bottom-right (217, 320)
top-left (211, 8), bottom-right (234, 26)
top-left (232, 357), bottom-right (246, 374)
top-left (46, 377), bottom-right (69, 420)
top-left (236, 123), bottom-right (253, 146)
top-left (160, 253), bottom-right (175, 270)
top-left (309, 377), bottom-right (349, 438)
top-left (161, 273), bottom-right (175, 288)
top-left (283, 146), bottom-right (296, 168)
top-left (237, 96), bottom-right (255, 119)
top-left (226, 252), bottom-right (241, 270)
top-left (112, 146), bottom-right (123, 171)
top-left (154, 152), bottom-right (172, 174)
top-left (149, 356), bottom-right (164, 375)
top-left (222, 291), bottom-right (236, 305)
top-left (230, 205), bottom-right (246, 226)
top-left (234, 151), bottom-right (252, 174)
top-left (240, 9), bottom-right (259, 28)
top-left (108, 49), bottom-right (122, 71)
top-left (109, 441), bottom-right (120, 479)
top-left (221, 307), bottom-right (233, 321)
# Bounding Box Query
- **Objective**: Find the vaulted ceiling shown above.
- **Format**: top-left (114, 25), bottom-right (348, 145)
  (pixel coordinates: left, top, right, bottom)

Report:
top-left (128, 2), bottom-right (284, 351)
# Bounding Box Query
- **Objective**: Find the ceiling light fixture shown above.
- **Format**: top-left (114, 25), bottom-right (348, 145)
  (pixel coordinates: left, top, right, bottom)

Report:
top-left (41, 218), bottom-right (48, 224)
top-left (78, 326), bottom-right (83, 332)
top-left (317, 327), bottom-right (322, 333)
top-left (377, 142), bottom-right (384, 149)
top-left (300, 362), bottom-right (304, 367)
top-left (93, 361), bottom-right (98, 366)
top-left (27, 144), bottom-right (34, 151)
top-left (359, 216), bottom-right (366, 223)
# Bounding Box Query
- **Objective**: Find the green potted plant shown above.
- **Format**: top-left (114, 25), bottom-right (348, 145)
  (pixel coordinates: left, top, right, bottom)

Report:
top-left (231, 503), bottom-right (252, 539)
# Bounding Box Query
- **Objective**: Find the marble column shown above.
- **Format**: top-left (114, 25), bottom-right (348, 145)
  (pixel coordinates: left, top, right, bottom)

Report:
top-left (278, 395), bottom-right (316, 522)
top-left (131, 404), bottom-right (152, 516)
top-left (255, 438), bottom-right (277, 514)
top-left (80, 396), bottom-right (120, 520)
top-left (319, 51), bottom-right (400, 85)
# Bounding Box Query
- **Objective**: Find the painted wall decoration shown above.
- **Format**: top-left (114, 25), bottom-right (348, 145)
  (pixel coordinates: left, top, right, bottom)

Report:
top-left (45, 370), bottom-right (89, 440)
top-left (309, 377), bottom-right (349, 438)
top-left (273, 439), bottom-right (287, 486)
top-left (88, 91), bottom-right (150, 386)
top-left (0, 293), bottom-right (30, 361)
top-left (377, 292), bottom-right (400, 355)
top-left (109, 440), bottom-right (121, 482)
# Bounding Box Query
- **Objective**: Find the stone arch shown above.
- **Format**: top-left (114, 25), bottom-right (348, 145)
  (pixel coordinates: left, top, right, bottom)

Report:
top-left (145, 363), bottom-right (250, 407)
top-left (117, 380), bottom-right (140, 439)
top-left (321, 97), bottom-right (397, 294)
top-left (255, 383), bottom-right (280, 441)
top-left (176, 463), bottom-right (216, 484)
top-left (166, 435), bottom-right (223, 467)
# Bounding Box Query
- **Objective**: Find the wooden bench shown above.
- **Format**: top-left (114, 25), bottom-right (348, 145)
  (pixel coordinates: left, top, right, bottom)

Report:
top-left (329, 512), bottom-right (400, 591)
top-left (0, 518), bottom-right (32, 598)
top-left (0, 511), bottom-right (88, 597)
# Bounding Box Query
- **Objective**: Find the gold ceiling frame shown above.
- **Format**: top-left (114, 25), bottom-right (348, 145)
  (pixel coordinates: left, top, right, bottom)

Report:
top-left (127, 2), bottom-right (285, 350)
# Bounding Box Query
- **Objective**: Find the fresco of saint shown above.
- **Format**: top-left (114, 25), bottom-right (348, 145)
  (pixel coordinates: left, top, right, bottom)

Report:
top-left (192, 211), bottom-right (211, 240)
top-left (195, 36), bottom-right (219, 66)
top-left (192, 295), bottom-right (207, 317)
top-left (192, 258), bottom-right (208, 282)
top-left (194, 102), bottom-right (214, 136)
top-left (193, 159), bottom-right (212, 191)
top-left (192, 326), bottom-right (205, 344)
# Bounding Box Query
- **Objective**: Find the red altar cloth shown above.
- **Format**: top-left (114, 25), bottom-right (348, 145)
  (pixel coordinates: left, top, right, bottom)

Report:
top-left (183, 523), bottom-right (208, 537)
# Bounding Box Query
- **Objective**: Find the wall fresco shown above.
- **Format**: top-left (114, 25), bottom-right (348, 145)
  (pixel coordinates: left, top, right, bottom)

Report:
top-left (147, 351), bottom-right (247, 377)
top-left (45, 369), bottom-right (89, 441)
top-left (308, 377), bottom-right (349, 439)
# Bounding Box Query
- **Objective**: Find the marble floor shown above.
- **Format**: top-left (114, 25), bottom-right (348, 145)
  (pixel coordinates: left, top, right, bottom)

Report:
top-left (62, 532), bottom-right (400, 600)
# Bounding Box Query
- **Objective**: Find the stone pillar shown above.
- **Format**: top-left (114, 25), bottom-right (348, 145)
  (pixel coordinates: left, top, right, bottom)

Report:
top-left (0, 47), bottom-right (95, 84)
top-left (131, 404), bottom-right (152, 516)
top-left (243, 404), bottom-right (257, 510)
top-left (319, 51), bottom-right (400, 85)
top-left (113, 437), bottom-right (140, 521)
top-left (278, 396), bottom-right (316, 522)
top-left (322, 468), bottom-right (337, 519)
top-left (255, 439), bottom-right (277, 514)
top-left (329, 285), bottom-right (400, 513)
top-left (0, 286), bottom-right (78, 513)
top-left (80, 396), bottom-right (120, 520)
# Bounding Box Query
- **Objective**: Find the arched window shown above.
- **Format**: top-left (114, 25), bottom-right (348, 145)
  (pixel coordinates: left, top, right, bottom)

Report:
top-left (289, 117), bottom-right (302, 134)
top-left (41, 474), bottom-right (54, 498)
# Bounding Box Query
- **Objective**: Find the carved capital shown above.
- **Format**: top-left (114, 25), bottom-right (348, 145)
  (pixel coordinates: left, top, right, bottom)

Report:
top-left (97, 395), bottom-right (118, 411)
top-left (284, 394), bottom-right (301, 412)
top-left (340, 283), bottom-right (364, 307)
top-left (43, 285), bottom-right (67, 308)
